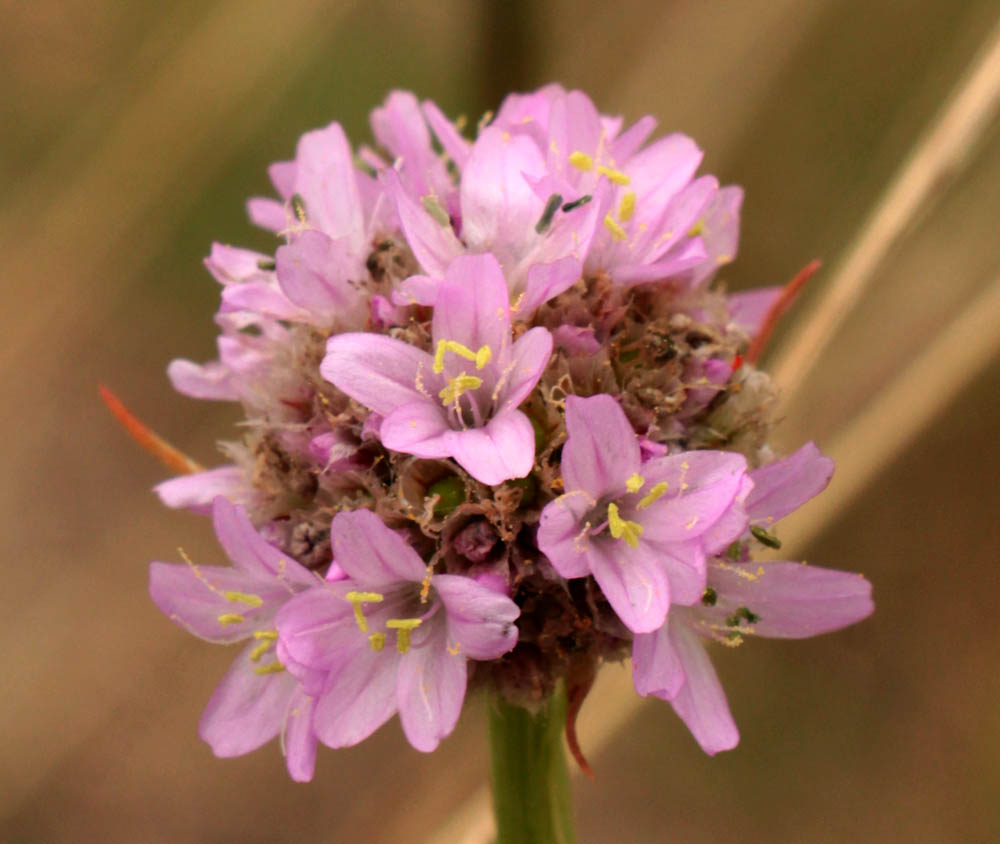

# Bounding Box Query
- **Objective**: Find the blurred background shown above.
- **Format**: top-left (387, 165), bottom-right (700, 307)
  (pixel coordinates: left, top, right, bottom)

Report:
top-left (3, 1), bottom-right (999, 841)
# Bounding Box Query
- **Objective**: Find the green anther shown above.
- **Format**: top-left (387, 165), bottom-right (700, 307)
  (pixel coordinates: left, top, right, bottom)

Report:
top-left (427, 475), bottom-right (466, 516)
top-left (535, 193), bottom-right (563, 234)
top-left (750, 525), bottom-right (782, 549)
top-left (439, 374), bottom-right (483, 405)
top-left (256, 258), bottom-right (276, 271)
top-left (290, 193), bottom-right (307, 223)
top-left (253, 662), bottom-right (285, 675)
top-left (217, 613), bottom-right (245, 626)
top-left (607, 502), bottom-right (643, 548)
top-left (637, 481), bottom-right (669, 510)
top-left (725, 541), bottom-right (743, 561)
top-left (421, 194), bottom-right (450, 226)
top-left (701, 587), bottom-right (718, 607)
top-left (225, 590), bottom-right (263, 607)
top-left (562, 194), bottom-right (592, 213)
top-left (686, 218), bottom-right (705, 238)
top-left (725, 606), bottom-right (760, 627)
top-left (368, 632), bottom-right (386, 652)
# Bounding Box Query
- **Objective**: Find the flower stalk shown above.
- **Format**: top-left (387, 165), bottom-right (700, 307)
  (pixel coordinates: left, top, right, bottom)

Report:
top-left (488, 686), bottom-right (577, 844)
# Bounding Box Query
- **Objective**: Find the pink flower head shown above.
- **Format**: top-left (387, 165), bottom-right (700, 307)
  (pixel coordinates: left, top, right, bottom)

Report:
top-left (148, 497), bottom-right (321, 781)
top-left (321, 253), bottom-right (553, 484)
top-left (537, 394), bottom-right (750, 633)
top-left (631, 443), bottom-right (873, 754)
top-left (276, 509), bottom-right (520, 752)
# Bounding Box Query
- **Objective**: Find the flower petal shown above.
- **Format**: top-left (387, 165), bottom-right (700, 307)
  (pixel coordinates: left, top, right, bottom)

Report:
top-left (432, 253), bottom-right (511, 360)
top-left (561, 394), bottom-right (641, 499)
top-left (379, 401), bottom-right (452, 458)
top-left (433, 573), bottom-right (520, 660)
top-left (496, 326), bottom-right (553, 413)
top-left (397, 623), bottom-right (468, 752)
top-left (707, 562), bottom-right (874, 638)
top-left (276, 587), bottom-right (360, 674)
top-left (537, 490), bottom-right (600, 579)
top-left (154, 466), bottom-right (246, 514)
top-left (445, 410), bottom-right (536, 485)
top-left (587, 539), bottom-right (671, 634)
top-left (668, 618), bottom-right (739, 754)
top-left (282, 687), bottom-right (318, 782)
top-left (331, 509), bottom-right (427, 584)
top-left (632, 619), bottom-right (685, 699)
top-left (198, 644), bottom-right (298, 757)
top-left (321, 332), bottom-right (436, 417)
top-left (746, 442), bottom-right (834, 525)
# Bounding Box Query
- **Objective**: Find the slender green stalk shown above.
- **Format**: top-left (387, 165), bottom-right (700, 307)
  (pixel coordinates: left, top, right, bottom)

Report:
top-left (488, 687), bottom-right (577, 844)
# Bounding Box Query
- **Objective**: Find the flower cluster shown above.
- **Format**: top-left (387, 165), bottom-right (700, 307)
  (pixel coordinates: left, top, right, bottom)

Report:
top-left (149, 85), bottom-right (873, 780)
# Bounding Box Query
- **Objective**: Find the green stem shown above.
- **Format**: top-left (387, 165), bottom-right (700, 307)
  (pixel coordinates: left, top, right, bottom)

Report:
top-left (488, 686), bottom-right (577, 844)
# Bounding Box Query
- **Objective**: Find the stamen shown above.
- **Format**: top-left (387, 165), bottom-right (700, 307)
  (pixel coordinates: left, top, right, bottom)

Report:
top-left (618, 191), bottom-right (636, 221)
top-left (562, 195), bottom-right (592, 213)
top-left (603, 214), bottom-right (627, 241)
top-left (750, 525), bottom-right (782, 549)
top-left (254, 662), bottom-right (285, 675)
top-left (569, 151), bottom-right (594, 171)
top-left (386, 617), bottom-right (423, 653)
top-left (256, 258), bottom-right (276, 271)
top-left (345, 590), bottom-right (385, 633)
top-left (224, 591), bottom-right (263, 607)
top-left (368, 632), bottom-right (386, 652)
top-left (253, 630), bottom-right (278, 640)
top-left (217, 613), bottom-right (245, 626)
top-left (250, 640), bottom-right (273, 662)
top-left (625, 473), bottom-right (645, 493)
top-left (290, 193), bottom-right (307, 223)
top-left (439, 374), bottom-right (483, 406)
top-left (596, 165), bottom-right (630, 185)
top-left (535, 193), bottom-right (563, 234)
top-left (433, 339), bottom-right (492, 374)
top-left (607, 502), bottom-right (643, 548)
top-left (686, 218), bottom-right (705, 238)
top-left (637, 481), bottom-right (669, 509)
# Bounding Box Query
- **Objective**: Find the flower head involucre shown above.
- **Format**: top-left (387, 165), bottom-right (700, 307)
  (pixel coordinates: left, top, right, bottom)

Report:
top-left (145, 86), bottom-right (873, 778)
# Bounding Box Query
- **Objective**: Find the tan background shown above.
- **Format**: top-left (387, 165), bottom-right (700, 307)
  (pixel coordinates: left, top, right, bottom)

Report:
top-left (2, 1), bottom-right (998, 841)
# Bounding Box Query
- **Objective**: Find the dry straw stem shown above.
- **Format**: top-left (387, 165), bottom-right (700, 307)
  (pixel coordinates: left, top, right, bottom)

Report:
top-left (770, 15), bottom-right (1000, 399)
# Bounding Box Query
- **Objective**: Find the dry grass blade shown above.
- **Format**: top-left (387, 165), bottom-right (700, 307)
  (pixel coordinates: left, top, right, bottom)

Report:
top-left (770, 16), bottom-right (1000, 399)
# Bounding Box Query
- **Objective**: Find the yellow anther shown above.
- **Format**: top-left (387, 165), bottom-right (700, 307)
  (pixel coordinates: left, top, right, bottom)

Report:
top-left (217, 613), bottom-right (245, 626)
top-left (597, 165), bottom-right (630, 185)
top-left (448, 642), bottom-right (461, 656)
top-left (687, 219), bottom-right (705, 238)
top-left (419, 566), bottom-right (433, 604)
top-left (345, 590), bottom-right (384, 634)
top-left (604, 214), bottom-right (627, 241)
top-left (253, 630), bottom-right (278, 640)
top-left (368, 632), bottom-right (386, 652)
top-left (637, 481), bottom-right (669, 510)
top-left (618, 191), bottom-right (637, 222)
top-left (625, 473), bottom-right (645, 493)
top-left (250, 640), bottom-right (273, 662)
top-left (607, 502), bottom-right (643, 548)
top-left (224, 590), bottom-right (263, 607)
top-left (253, 662), bottom-right (285, 675)
top-left (439, 374), bottom-right (483, 405)
top-left (387, 618), bottom-right (423, 653)
top-left (433, 339), bottom-right (493, 374)
top-left (569, 150), bottom-right (594, 171)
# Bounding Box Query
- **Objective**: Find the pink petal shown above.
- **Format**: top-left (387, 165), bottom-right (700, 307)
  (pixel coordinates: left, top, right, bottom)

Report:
top-left (282, 687), bottom-right (318, 782)
top-left (321, 333), bottom-right (435, 417)
top-left (149, 561), bottom-right (284, 643)
top-left (154, 466), bottom-right (246, 514)
top-left (668, 618), bottom-right (739, 755)
top-left (166, 357), bottom-right (238, 401)
top-left (422, 98), bottom-right (471, 170)
top-left (313, 643), bottom-right (400, 748)
top-left (497, 326), bottom-right (553, 412)
top-left (220, 281), bottom-right (309, 321)
top-left (204, 243), bottom-right (269, 285)
top-left (275, 230), bottom-right (364, 318)
top-left (637, 537), bottom-right (706, 606)
top-left (383, 169), bottom-right (462, 276)
top-left (536, 491), bottom-right (600, 579)
top-left (747, 442), bottom-right (834, 525)
top-left (587, 539), bottom-right (671, 634)
top-left (445, 409), bottom-right (536, 485)
top-left (433, 573), bottom-right (520, 660)
top-left (198, 644), bottom-right (298, 757)
top-left (727, 286), bottom-right (782, 336)
top-left (609, 114), bottom-right (658, 162)
top-left (212, 497), bottom-right (315, 587)
top-left (276, 587), bottom-right (361, 674)
top-left (562, 394), bottom-right (641, 500)
top-left (380, 400), bottom-right (452, 458)
top-left (397, 623), bottom-right (467, 752)
top-left (330, 509), bottom-right (427, 585)
top-left (247, 197), bottom-right (287, 232)
top-left (708, 562), bottom-right (874, 638)
top-left (432, 253), bottom-right (511, 359)
top-left (632, 618), bottom-right (685, 699)
top-left (521, 255), bottom-right (583, 314)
